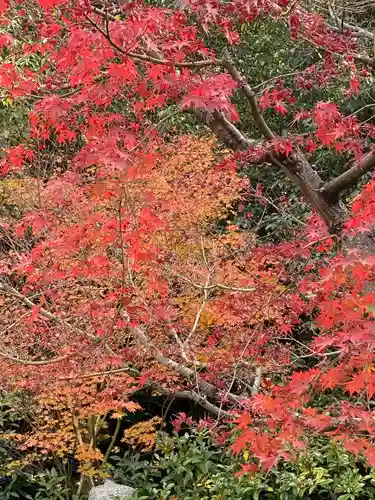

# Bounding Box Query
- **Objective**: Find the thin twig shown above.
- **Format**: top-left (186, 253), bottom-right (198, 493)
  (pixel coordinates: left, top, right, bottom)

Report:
top-left (58, 367), bottom-right (138, 381)
top-left (173, 273), bottom-right (256, 293)
top-left (184, 275), bottom-right (210, 346)
top-left (85, 14), bottom-right (219, 68)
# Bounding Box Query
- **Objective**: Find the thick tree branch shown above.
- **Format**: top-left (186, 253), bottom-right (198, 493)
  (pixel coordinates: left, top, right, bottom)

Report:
top-left (355, 54), bottom-right (375, 69)
top-left (189, 108), bottom-right (254, 150)
top-left (321, 151), bottom-right (375, 200)
top-left (213, 111), bottom-right (256, 150)
top-left (329, 22), bottom-right (375, 40)
top-left (92, 7), bottom-right (118, 22)
top-left (251, 367), bottom-right (262, 396)
top-left (130, 325), bottom-right (240, 405)
top-left (130, 326), bottom-right (215, 398)
top-left (327, 5), bottom-right (375, 40)
top-left (155, 387), bottom-right (234, 419)
top-left (220, 50), bottom-right (348, 232)
top-left (222, 49), bottom-right (275, 141)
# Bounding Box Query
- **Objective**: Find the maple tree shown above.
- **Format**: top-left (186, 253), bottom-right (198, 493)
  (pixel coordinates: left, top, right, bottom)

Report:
top-left (1, 0), bottom-right (375, 491)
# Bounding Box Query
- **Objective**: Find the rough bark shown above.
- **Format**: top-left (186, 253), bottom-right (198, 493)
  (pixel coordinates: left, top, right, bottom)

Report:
top-left (321, 151), bottom-right (375, 201)
top-left (190, 109), bottom-right (254, 151)
top-left (218, 50), bottom-right (349, 233)
top-left (193, 108), bottom-right (348, 233)
top-left (282, 151), bottom-right (348, 233)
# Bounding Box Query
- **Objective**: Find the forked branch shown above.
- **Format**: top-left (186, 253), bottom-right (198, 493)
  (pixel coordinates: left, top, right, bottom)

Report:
top-left (130, 325), bottom-right (240, 405)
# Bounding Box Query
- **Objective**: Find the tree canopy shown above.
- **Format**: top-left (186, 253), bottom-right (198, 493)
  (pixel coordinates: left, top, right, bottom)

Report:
top-left (2, 0), bottom-right (375, 496)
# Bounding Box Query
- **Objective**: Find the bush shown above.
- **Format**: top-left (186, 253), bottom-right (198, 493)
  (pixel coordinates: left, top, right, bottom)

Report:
top-left (112, 428), bottom-right (375, 500)
top-left (0, 391), bottom-right (80, 500)
top-left (0, 467), bottom-right (76, 500)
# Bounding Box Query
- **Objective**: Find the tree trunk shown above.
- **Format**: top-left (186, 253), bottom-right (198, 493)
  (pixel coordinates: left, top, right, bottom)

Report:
top-left (193, 109), bottom-right (348, 234)
top-left (282, 151), bottom-right (348, 234)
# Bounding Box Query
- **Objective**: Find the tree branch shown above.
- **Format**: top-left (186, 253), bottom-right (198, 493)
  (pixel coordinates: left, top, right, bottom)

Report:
top-left (188, 108), bottom-right (254, 150)
top-left (58, 367), bottom-right (138, 381)
top-left (251, 366), bottom-right (262, 396)
top-left (328, 4), bottom-right (375, 40)
top-left (321, 151), bottom-right (375, 200)
top-left (130, 326), bottom-right (215, 398)
top-left (221, 49), bottom-right (275, 141)
top-left (0, 350), bottom-right (68, 366)
top-left (213, 111), bottom-right (255, 149)
top-left (156, 387), bottom-right (234, 419)
top-left (329, 22), bottom-right (375, 40)
top-left (86, 14), bottom-right (220, 68)
top-left (128, 51), bottom-right (219, 68)
top-left (130, 325), bottom-right (240, 405)
top-left (219, 50), bottom-right (348, 232)
top-left (0, 283), bottom-right (115, 356)
top-left (92, 6), bottom-right (118, 22)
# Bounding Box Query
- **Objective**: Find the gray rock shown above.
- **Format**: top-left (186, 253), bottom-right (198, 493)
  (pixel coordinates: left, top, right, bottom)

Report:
top-left (88, 479), bottom-right (136, 500)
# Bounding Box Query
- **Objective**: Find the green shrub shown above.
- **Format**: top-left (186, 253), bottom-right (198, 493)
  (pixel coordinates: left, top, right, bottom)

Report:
top-left (112, 428), bottom-right (375, 499)
top-left (0, 467), bottom-right (77, 500)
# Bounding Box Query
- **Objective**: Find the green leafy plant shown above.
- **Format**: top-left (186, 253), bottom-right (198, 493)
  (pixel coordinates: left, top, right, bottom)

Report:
top-left (0, 468), bottom-right (76, 500)
top-left (111, 430), bottom-right (375, 500)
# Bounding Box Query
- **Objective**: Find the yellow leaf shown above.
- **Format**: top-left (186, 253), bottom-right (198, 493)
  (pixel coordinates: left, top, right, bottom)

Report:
top-left (2, 96), bottom-right (13, 107)
top-left (112, 411), bottom-right (125, 419)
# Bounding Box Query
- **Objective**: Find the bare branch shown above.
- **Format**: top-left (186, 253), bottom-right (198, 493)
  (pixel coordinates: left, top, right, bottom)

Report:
top-left (130, 326), bottom-right (216, 398)
top-left (127, 51), bottom-right (220, 68)
top-left (170, 325), bottom-right (190, 363)
top-left (188, 108), bottom-right (254, 151)
top-left (156, 387), bottom-right (234, 419)
top-left (221, 49), bottom-right (275, 141)
top-left (92, 6), bottom-right (117, 22)
top-left (212, 111), bottom-right (255, 149)
top-left (0, 350), bottom-right (68, 366)
top-left (184, 274), bottom-right (210, 346)
top-left (330, 22), bottom-right (375, 40)
top-left (251, 366), bottom-right (262, 395)
top-left (328, 4), bottom-right (375, 40)
top-left (321, 151), bottom-right (375, 200)
top-left (355, 53), bottom-right (375, 69)
top-left (130, 325), bottom-right (240, 404)
top-left (58, 367), bottom-right (138, 381)
top-left (173, 273), bottom-right (256, 293)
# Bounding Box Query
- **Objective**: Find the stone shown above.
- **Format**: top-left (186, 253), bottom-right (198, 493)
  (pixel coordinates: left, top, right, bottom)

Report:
top-left (88, 479), bottom-right (136, 500)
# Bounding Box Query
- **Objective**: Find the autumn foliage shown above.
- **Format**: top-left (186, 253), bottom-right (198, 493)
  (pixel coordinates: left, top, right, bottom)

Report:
top-left (1, 0), bottom-right (375, 489)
